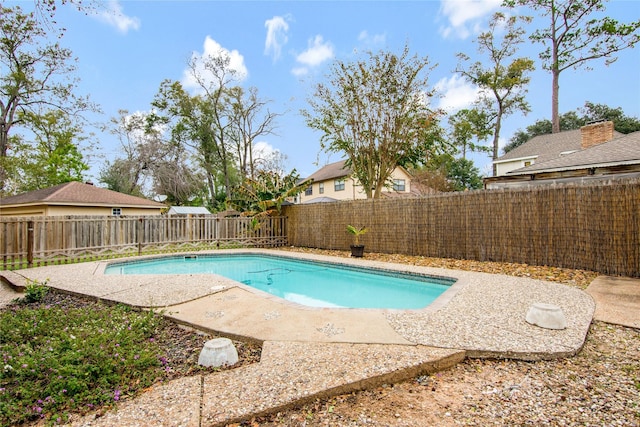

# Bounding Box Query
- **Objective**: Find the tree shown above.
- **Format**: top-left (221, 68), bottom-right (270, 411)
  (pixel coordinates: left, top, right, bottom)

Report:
top-left (151, 158), bottom-right (206, 207)
top-left (11, 110), bottom-right (89, 192)
top-left (99, 158), bottom-right (145, 197)
top-left (101, 109), bottom-right (205, 205)
top-left (227, 86), bottom-right (280, 180)
top-left (580, 102), bottom-right (640, 134)
top-left (304, 45), bottom-right (444, 199)
top-left (456, 12), bottom-right (535, 176)
top-left (100, 110), bottom-right (162, 196)
top-left (505, 0), bottom-right (640, 133)
top-left (228, 169), bottom-right (305, 216)
top-left (447, 109), bottom-right (492, 159)
top-left (0, 5), bottom-right (96, 192)
top-left (447, 157), bottom-right (484, 191)
top-left (151, 50), bottom-right (280, 205)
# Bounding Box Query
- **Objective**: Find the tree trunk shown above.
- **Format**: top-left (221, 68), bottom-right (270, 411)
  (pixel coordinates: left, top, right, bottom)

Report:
top-left (0, 124), bottom-right (8, 191)
top-left (551, 68), bottom-right (560, 133)
top-left (0, 124), bottom-right (7, 158)
top-left (551, 5), bottom-right (560, 134)
top-left (492, 111), bottom-right (503, 177)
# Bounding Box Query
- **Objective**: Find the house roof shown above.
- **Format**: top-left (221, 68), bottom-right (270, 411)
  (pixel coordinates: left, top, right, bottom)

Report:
top-left (507, 131), bottom-right (640, 175)
top-left (495, 128), bottom-right (624, 165)
top-left (0, 181), bottom-right (166, 208)
top-left (167, 206), bottom-right (211, 215)
top-left (304, 160), bottom-right (350, 182)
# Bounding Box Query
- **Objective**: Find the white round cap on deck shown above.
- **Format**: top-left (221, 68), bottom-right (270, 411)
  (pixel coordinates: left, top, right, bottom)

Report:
top-left (198, 338), bottom-right (239, 367)
top-left (525, 303), bottom-right (567, 330)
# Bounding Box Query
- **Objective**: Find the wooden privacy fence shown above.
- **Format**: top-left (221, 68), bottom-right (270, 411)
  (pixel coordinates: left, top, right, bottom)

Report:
top-left (283, 179), bottom-right (640, 277)
top-left (1, 215), bottom-right (287, 270)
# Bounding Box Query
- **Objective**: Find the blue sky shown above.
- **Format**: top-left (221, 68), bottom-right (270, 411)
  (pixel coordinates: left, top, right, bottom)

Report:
top-left (9, 0), bottom-right (640, 180)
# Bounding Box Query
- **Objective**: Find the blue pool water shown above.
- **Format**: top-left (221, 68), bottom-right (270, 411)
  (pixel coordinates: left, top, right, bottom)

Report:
top-left (104, 254), bottom-right (454, 309)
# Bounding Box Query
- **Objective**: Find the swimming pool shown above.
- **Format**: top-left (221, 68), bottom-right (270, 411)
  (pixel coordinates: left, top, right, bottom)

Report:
top-left (104, 254), bottom-right (455, 309)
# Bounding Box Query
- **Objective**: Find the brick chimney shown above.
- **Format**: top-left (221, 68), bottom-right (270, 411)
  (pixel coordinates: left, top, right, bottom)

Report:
top-left (581, 120), bottom-right (614, 149)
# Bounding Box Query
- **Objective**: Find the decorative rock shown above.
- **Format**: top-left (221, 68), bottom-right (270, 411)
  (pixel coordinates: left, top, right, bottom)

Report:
top-left (198, 338), bottom-right (238, 367)
top-left (525, 303), bottom-right (567, 330)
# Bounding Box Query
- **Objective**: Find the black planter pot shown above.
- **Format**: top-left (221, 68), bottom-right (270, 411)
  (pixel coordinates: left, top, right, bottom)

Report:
top-left (350, 245), bottom-right (365, 258)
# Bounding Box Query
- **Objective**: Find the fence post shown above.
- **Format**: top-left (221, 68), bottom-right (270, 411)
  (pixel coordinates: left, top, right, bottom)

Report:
top-left (27, 220), bottom-right (34, 267)
top-left (137, 217), bottom-right (143, 256)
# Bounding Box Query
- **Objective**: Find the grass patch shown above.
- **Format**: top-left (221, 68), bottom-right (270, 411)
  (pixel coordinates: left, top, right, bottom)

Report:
top-left (0, 293), bottom-right (165, 425)
top-left (0, 287), bottom-right (261, 426)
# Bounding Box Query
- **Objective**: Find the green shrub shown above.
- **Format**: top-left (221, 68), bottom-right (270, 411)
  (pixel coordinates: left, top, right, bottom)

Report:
top-left (23, 280), bottom-right (50, 303)
top-left (0, 298), bottom-right (168, 425)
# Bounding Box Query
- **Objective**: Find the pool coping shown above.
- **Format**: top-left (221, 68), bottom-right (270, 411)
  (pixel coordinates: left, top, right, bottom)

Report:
top-left (96, 250), bottom-right (467, 315)
top-left (16, 248), bottom-right (595, 360)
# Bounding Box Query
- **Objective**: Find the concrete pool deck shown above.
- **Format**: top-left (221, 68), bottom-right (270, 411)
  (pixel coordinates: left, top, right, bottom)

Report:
top-left (1, 249), bottom-right (606, 426)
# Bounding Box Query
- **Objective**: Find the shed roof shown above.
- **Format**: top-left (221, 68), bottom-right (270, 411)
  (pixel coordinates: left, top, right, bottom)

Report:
top-left (167, 206), bottom-right (211, 215)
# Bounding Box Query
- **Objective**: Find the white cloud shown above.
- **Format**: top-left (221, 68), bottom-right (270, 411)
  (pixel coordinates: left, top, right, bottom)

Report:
top-left (92, 1), bottom-right (140, 34)
top-left (292, 35), bottom-right (334, 75)
top-left (438, 0), bottom-right (502, 39)
top-left (291, 67), bottom-right (309, 77)
top-left (358, 30), bottom-right (386, 46)
top-left (182, 36), bottom-right (248, 93)
top-left (264, 15), bottom-right (291, 62)
top-left (254, 141), bottom-right (278, 158)
top-left (435, 75), bottom-right (480, 112)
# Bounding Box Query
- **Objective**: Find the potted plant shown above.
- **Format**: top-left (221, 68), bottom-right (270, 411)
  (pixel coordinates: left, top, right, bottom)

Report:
top-left (346, 225), bottom-right (368, 257)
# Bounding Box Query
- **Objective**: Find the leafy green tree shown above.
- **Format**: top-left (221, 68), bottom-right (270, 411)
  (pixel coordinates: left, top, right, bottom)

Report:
top-left (580, 102), bottom-right (640, 134)
top-left (5, 110), bottom-right (89, 193)
top-left (418, 154), bottom-right (483, 192)
top-left (447, 157), bottom-right (484, 191)
top-left (447, 109), bottom-right (492, 159)
top-left (304, 45), bottom-right (444, 199)
top-left (228, 169), bottom-right (305, 216)
top-left (505, 0), bottom-right (640, 133)
top-left (456, 12), bottom-right (535, 176)
top-left (0, 5), bottom-right (96, 193)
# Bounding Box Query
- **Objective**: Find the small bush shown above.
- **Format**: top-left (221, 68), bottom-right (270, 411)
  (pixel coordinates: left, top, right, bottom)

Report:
top-left (23, 279), bottom-right (50, 303)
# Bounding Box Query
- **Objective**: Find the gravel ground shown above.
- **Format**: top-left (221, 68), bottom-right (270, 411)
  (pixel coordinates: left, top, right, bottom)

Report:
top-left (244, 321), bottom-right (639, 426)
top-left (239, 249), bottom-right (639, 427)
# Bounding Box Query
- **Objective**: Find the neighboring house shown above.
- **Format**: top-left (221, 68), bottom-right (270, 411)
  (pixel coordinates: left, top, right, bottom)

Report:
top-left (485, 121), bottom-right (640, 189)
top-left (296, 160), bottom-right (417, 204)
top-left (167, 206), bottom-right (211, 216)
top-left (491, 121), bottom-right (624, 177)
top-left (0, 181), bottom-right (166, 217)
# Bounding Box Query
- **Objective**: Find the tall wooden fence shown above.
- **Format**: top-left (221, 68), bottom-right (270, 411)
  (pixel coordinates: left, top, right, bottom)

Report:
top-left (283, 180), bottom-right (640, 277)
top-left (0, 215), bottom-right (287, 270)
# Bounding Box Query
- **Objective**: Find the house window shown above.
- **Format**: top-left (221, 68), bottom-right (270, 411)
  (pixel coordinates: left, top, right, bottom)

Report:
top-left (112, 208), bottom-right (122, 216)
top-left (524, 161), bottom-right (532, 167)
top-left (393, 179), bottom-right (406, 191)
top-left (334, 179), bottom-right (345, 191)
top-left (319, 183), bottom-right (324, 194)
top-left (305, 185), bottom-right (313, 196)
